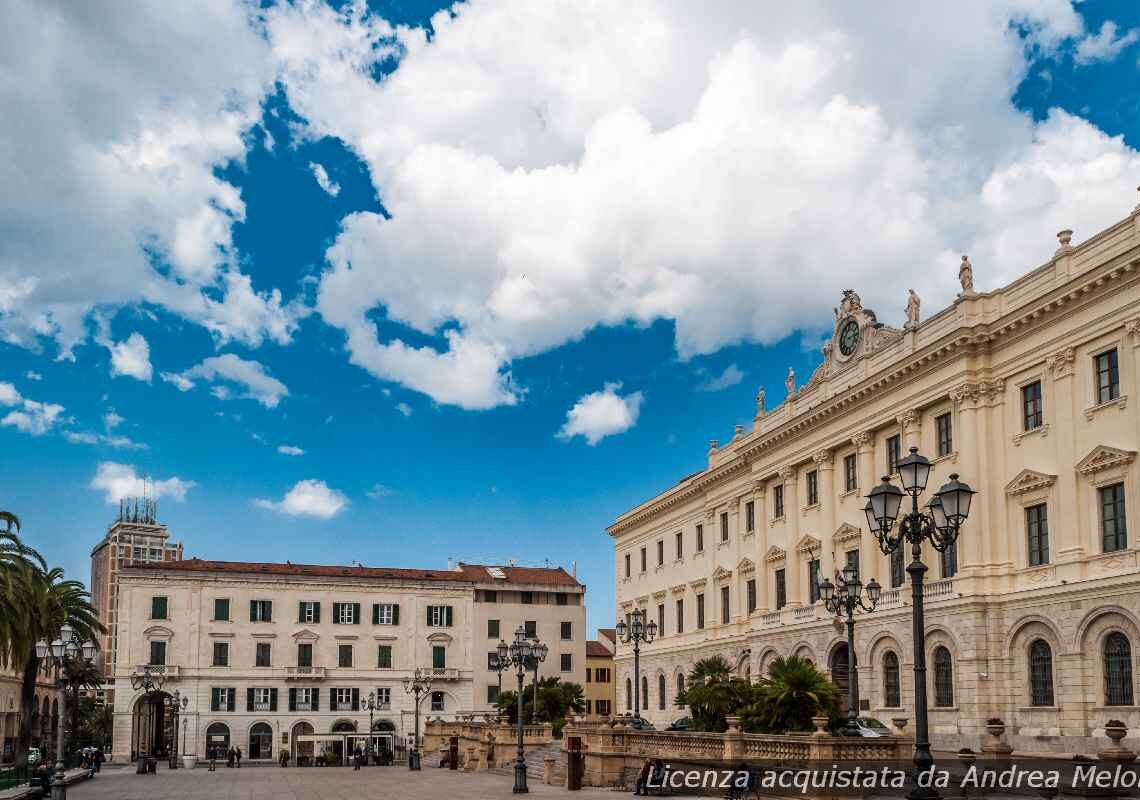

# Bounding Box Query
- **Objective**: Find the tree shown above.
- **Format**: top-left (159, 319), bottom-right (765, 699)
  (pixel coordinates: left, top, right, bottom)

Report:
top-left (739, 656), bottom-right (840, 734)
top-left (63, 655), bottom-right (105, 753)
top-left (497, 677), bottom-right (585, 732)
top-left (76, 696), bottom-right (113, 750)
top-left (675, 656), bottom-right (745, 732)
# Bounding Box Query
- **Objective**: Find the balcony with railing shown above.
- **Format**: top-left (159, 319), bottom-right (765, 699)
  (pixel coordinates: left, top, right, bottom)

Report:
top-left (429, 668), bottom-right (460, 680)
top-left (133, 664), bottom-right (179, 678)
top-left (286, 666), bottom-right (326, 680)
top-left (759, 610), bottom-right (782, 627)
top-left (925, 577), bottom-right (956, 600)
top-left (252, 701), bottom-right (272, 711)
top-left (792, 604), bottom-right (817, 623)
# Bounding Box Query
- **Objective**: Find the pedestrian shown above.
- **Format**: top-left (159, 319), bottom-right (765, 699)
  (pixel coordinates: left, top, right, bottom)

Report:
top-left (235, 746), bottom-right (243, 768)
top-left (209, 746), bottom-right (217, 772)
top-left (227, 746), bottom-right (235, 768)
top-left (279, 748), bottom-right (288, 768)
top-left (634, 759), bottom-right (651, 796)
top-left (94, 747), bottom-right (104, 773)
top-left (353, 746), bottom-right (362, 770)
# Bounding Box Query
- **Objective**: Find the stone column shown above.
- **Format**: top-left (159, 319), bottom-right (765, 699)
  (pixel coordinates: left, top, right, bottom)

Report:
top-left (753, 479), bottom-right (769, 612)
top-left (781, 466), bottom-right (802, 605)
top-left (815, 450), bottom-right (836, 581)
top-left (852, 432), bottom-right (882, 584)
top-left (897, 409), bottom-right (922, 451)
top-left (950, 385), bottom-right (984, 573)
top-left (1047, 347), bottom-right (1082, 561)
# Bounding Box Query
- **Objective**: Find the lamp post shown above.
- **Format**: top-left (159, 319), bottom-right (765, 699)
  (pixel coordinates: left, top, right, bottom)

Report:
top-left (128, 665), bottom-right (166, 774)
top-left (361, 689), bottom-right (381, 764)
top-left (401, 668), bottom-right (432, 771)
top-left (34, 624), bottom-right (96, 800)
top-left (527, 641), bottom-right (548, 724)
top-left (865, 447), bottom-right (976, 800)
top-left (818, 566), bottom-right (881, 736)
top-left (497, 626), bottom-right (544, 793)
top-left (490, 653), bottom-right (509, 716)
top-left (162, 690), bottom-right (188, 769)
top-left (614, 609), bottom-right (656, 720)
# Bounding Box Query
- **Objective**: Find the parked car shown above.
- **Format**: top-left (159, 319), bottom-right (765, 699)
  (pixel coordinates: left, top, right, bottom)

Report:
top-left (627, 717), bottom-right (656, 731)
top-left (666, 717), bottom-right (692, 731)
top-left (26, 748), bottom-right (41, 766)
top-left (850, 717), bottom-right (891, 737)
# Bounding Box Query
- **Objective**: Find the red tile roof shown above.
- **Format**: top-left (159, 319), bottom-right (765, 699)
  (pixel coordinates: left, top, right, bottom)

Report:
top-left (457, 563), bottom-right (583, 588)
top-left (586, 640), bottom-right (613, 658)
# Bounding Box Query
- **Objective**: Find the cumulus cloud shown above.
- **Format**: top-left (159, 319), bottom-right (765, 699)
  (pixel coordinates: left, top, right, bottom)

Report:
top-left (104, 409), bottom-right (125, 430)
top-left (162, 353), bottom-right (289, 408)
top-left (365, 483), bottom-right (392, 499)
top-left (0, 382), bottom-right (66, 435)
top-left (698, 364), bottom-right (744, 392)
top-left (64, 430), bottom-right (148, 450)
top-left (256, 479), bottom-right (347, 518)
top-left (89, 461), bottom-right (195, 503)
top-left (277, 444), bottom-right (305, 456)
top-left (395, 402), bottom-right (412, 417)
top-left (557, 382), bottom-right (643, 446)
top-left (107, 332), bottom-right (153, 382)
top-left (24, 371), bottom-right (42, 381)
top-left (1075, 21), bottom-right (1139, 65)
top-left (309, 162), bottom-right (341, 196)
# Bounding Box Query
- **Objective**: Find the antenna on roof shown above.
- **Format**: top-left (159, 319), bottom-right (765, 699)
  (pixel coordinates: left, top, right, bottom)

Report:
top-left (351, 560), bottom-right (363, 568)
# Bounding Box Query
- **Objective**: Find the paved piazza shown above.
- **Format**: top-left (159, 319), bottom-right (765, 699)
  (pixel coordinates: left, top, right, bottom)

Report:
top-left (68, 766), bottom-right (624, 800)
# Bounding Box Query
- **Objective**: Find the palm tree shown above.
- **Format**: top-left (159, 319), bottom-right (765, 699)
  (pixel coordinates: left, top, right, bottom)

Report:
top-left (675, 655), bottom-right (741, 732)
top-left (741, 655), bottom-right (840, 734)
top-left (62, 655), bottom-right (105, 754)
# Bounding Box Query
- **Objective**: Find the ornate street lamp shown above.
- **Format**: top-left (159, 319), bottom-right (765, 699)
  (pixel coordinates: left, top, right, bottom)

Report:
top-left (35, 624), bottom-right (96, 800)
top-left (526, 640), bottom-right (548, 724)
top-left (614, 608), bottom-right (656, 720)
top-left (361, 689), bottom-right (383, 764)
top-left (497, 626), bottom-right (544, 794)
top-left (819, 566), bottom-right (881, 736)
top-left (401, 668), bottom-right (433, 771)
top-left (866, 447), bottom-right (976, 800)
top-left (490, 653), bottom-right (510, 717)
top-left (161, 690), bottom-right (188, 769)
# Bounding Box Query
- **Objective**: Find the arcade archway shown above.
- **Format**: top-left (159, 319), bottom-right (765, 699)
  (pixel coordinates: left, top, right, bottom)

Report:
top-left (131, 691), bottom-right (176, 760)
top-left (829, 643), bottom-right (850, 712)
top-left (205, 723), bottom-right (230, 760)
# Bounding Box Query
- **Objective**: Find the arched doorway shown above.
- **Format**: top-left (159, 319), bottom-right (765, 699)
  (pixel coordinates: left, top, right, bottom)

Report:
top-left (131, 691), bottom-right (175, 760)
top-left (291, 721), bottom-right (314, 764)
top-left (249, 722), bottom-right (273, 760)
top-left (830, 643), bottom-right (850, 713)
top-left (205, 723), bottom-right (230, 760)
top-left (330, 720), bottom-right (355, 764)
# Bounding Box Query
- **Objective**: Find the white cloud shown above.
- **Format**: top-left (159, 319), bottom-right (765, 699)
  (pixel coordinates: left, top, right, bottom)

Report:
top-left (309, 162), bottom-right (341, 196)
top-left (104, 410), bottom-right (125, 430)
top-left (64, 430), bottom-right (148, 450)
top-left (395, 402), bottom-right (412, 417)
top-left (256, 479), bottom-right (347, 518)
top-left (1075, 21), bottom-right (1139, 65)
top-left (365, 483), bottom-right (392, 499)
top-left (163, 354), bottom-right (289, 408)
top-left (0, 383), bottom-right (20, 406)
top-left (697, 364), bottom-right (744, 392)
top-left (0, 382), bottom-right (65, 435)
top-left (107, 332), bottom-right (153, 382)
top-left (557, 382), bottom-right (643, 446)
top-left (0, 1), bottom-right (303, 357)
top-left (277, 444), bottom-right (305, 456)
top-left (88, 461), bottom-right (194, 503)
top-left (24, 371), bottom-right (42, 381)
top-left (63, 431), bottom-right (99, 445)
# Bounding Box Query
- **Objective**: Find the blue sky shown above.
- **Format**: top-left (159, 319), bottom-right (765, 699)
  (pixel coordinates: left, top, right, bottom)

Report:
top-left (2, 0), bottom-right (1140, 636)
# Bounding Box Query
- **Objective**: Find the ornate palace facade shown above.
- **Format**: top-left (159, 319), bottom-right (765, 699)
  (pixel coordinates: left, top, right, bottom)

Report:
top-left (609, 202), bottom-right (1140, 755)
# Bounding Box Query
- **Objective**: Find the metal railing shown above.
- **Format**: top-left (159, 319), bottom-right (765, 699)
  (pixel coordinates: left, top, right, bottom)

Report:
top-left (926, 578), bottom-right (956, 600)
top-left (286, 666), bottom-right (326, 679)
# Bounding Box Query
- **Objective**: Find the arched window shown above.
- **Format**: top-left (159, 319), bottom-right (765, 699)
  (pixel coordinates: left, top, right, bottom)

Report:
top-left (1105, 632), bottom-right (1134, 706)
top-left (625, 678), bottom-right (632, 711)
top-left (641, 675), bottom-right (649, 711)
top-left (658, 674), bottom-right (666, 710)
top-left (1028, 639), bottom-right (1054, 706)
top-left (205, 723), bottom-right (230, 759)
top-left (676, 673), bottom-right (685, 699)
top-left (933, 646), bottom-right (953, 707)
top-left (883, 652), bottom-right (901, 708)
top-left (249, 722), bottom-right (273, 759)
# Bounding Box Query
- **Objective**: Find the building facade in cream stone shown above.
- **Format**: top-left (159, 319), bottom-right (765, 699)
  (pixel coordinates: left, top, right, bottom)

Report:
top-left (609, 204), bottom-right (1140, 755)
top-left (110, 558), bottom-right (584, 763)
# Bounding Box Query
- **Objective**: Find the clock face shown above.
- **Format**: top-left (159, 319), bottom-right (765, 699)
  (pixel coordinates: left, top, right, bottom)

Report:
top-left (838, 319), bottom-right (860, 356)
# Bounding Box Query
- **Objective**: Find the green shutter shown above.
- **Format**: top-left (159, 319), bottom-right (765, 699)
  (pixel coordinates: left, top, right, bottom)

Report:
top-left (372, 604), bottom-right (379, 625)
top-left (392, 604), bottom-right (399, 625)
top-left (426, 606), bottom-right (432, 626)
top-left (313, 602), bottom-right (320, 624)
top-left (211, 689), bottom-right (219, 712)
top-left (445, 606), bottom-right (453, 627)
top-left (250, 601), bottom-right (257, 622)
top-left (433, 645), bottom-right (446, 669)
top-left (332, 602), bottom-right (341, 624)
top-left (351, 688), bottom-right (360, 711)
top-left (247, 688), bottom-right (255, 711)
top-left (227, 688), bottom-right (235, 712)
top-left (270, 688), bottom-right (278, 712)
top-left (353, 603), bottom-right (361, 625)
top-left (311, 688), bottom-right (319, 712)
top-left (288, 688), bottom-right (296, 712)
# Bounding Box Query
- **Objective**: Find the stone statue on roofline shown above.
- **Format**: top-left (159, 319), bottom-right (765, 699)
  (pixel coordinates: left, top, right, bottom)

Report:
top-left (905, 289), bottom-right (920, 329)
top-left (785, 367), bottom-right (795, 396)
top-left (959, 255), bottom-right (976, 296)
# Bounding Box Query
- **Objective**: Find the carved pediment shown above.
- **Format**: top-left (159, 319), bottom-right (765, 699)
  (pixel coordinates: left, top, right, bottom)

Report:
top-left (652, 590), bottom-right (667, 601)
top-left (292, 628), bottom-right (320, 641)
top-left (689, 578), bottom-right (707, 590)
top-left (427, 632), bottom-right (453, 644)
top-left (712, 565), bottom-right (732, 582)
top-left (619, 600), bottom-right (634, 610)
top-left (833, 523), bottom-right (861, 545)
top-left (764, 546), bottom-right (787, 564)
top-left (143, 625), bottom-right (174, 639)
top-left (1004, 469), bottom-right (1057, 496)
top-left (670, 583), bottom-right (687, 596)
top-left (795, 534), bottom-right (822, 556)
top-left (737, 558), bottom-right (756, 575)
top-left (635, 595), bottom-right (650, 606)
top-left (1076, 445), bottom-right (1136, 478)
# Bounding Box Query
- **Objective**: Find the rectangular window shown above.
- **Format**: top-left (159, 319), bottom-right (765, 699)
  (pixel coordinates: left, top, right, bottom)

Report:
top-left (624, 553), bottom-right (631, 577)
top-left (251, 687), bottom-right (272, 711)
top-left (292, 688), bottom-right (314, 712)
top-left (255, 642), bottom-right (271, 667)
top-left (210, 687), bottom-right (235, 712)
top-left (1101, 483), bottom-right (1128, 552)
top-left (487, 685), bottom-right (500, 705)
top-left (1023, 381), bottom-right (1044, 430)
top-left (488, 619), bottom-right (500, 639)
top-left (372, 603), bottom-right (397, 625)
top-left (561, 621), bottom-right (572, 640)
top-left (298, 601), bottom-right (320, 624)
top-left (675, 531), bottom-right (683, 559)
top-left (432, 645), bottom-right (446, 669)
top-left (338, 644), bottom-right (353, 668)
top-left (720, 585), bottom-right (730, 624)
top-left (887, 435), bottom-right (901, 475)
top-left (696, 594), bottom-right (705, 629)
top-left (890, 548), bottom-right (905, 588)
top-left (150, 596), bottom-right (168, 620)
top-left (483, 590), bottom-right (497, 603)
top-left (746, 579), bottom-right (756, 614)
top-left (426, 605), bottom-right (454, 627)
top-left (213, 598), bottom-right (230, 622)
top-left (250, 599), bottom-right (273, 623)
top-left (773, 485), bottom-right (785, 519)
top-left (297, 643), bottom-right (313, 668)
top-left (656, 540), bottom-right (664, 566)
top-left (212, 642), bottom-right (229, 667)
top-left (720, 512), bottom-right (729, 542)
top-left (376, 687), bottom-right (391, 708)
top-left (696, 524), bottom-right (704, 551)
top-left (1026, 504), bottom-right (1050, 566)
top-left (1096, 348), bottom-right (1120, 404)
top-left (524, 620), bottom-right (537, 638)
top-left (148, 640), bottom-right (166, 666)
top-left (597, 700), bottom-right (611, 716)
top-left (639, 548), bottom-right (647, 572)
top-left (844, 453), bottom-right (857, 493)
top-left (334, 602), bottom-right (359, 625)
top-left (560, 653), bottom-right (572, 672)
top-left (556, 592), bottom-right (568, 606)
top-left (936, 413), bottom-right (953, 457)
top-left (940, 540), bottom-right (957, 579)
top-left (745, 501), bottom-right (755, 532)
top-left (808, 559), bottom-right (821, 604)
top-left (521, 591), bottom-right (534, 604)
top-left (333, 688), bottom-right (356, 711)
top-left (775, 569), bottom-right (786, 610)
top-left (431, 691), bottom-right (444, 712)
top-left (676, 599), bottom-right (684, 634)
top-left (806, 470), bottom-right (819, 506)
top-left (845, 549), bottom-right (860, 579)
top-left (657, 604), bottom-right (665, 637)
top-left (377, 645), bottom-right (393, 669)
top-left (488, 651), bottom-right (500, 670)
top-left (595, 668), bottom-right (610, 683)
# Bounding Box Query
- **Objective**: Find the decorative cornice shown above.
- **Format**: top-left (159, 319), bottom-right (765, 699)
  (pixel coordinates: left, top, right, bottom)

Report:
top-left (764, 546), bottom-right (787, 564)
top-left (688, 578), bottom-right (707, 591)
top-left (1046, 346), bottom-right (1075, 379)
top-left (795, 534), bottom-right (822, 557)
top-left (1004, 469), bottom-right (1057, 497)
top-left (652, 590), bottom-right (667, 602)
top-left (896, 409), bottom-right (920, 432)
top-left (1126, 318), bottom-right (1140, 346)
top-left (833, 522), bottom-right (862, 545)
top-left (669, 584), bottom-right (687, 596)
top-left (737, 558), bottom-right (756, 575)
top-left (778, 465), bottom-right (796, 482)
top-left (812, 449), bottom-right (834, 467)
top-left (851, 431), bottom-right (873, 452)
top-left (712, 566), bottom-right (733, 582)
top-left (1076, 445), bottom-right (1137, 479)
top-left (949, 379), bottom-right (1004, 409)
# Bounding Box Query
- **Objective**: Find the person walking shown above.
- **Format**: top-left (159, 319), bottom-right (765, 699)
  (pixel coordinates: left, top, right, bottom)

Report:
top-left (209, 746), bottom-right (217, 772)
top-left (634, 759), bottom-right (651, 796)
top-left (227, 746), bottom-right (235, 768)
top-left (93, 747), bottom-right (104, 774)
top-left (235, 746), bottom-right (243, 768)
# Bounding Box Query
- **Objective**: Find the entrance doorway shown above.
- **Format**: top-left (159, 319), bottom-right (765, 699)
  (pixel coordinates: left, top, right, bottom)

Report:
top-left (131, 691), bottom-right (175, 760)
top-left (205, 723), bottom-right (230, 760)
top-left (830, 643), bottom-right (850, 712)
top-left (249, 722), bottom-right (273, 760)
top-left (291, 722), bottom-right (315, 764)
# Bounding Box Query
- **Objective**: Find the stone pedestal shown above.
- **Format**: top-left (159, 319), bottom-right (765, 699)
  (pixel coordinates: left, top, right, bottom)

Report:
top-left (544, 756), bottom-right (556, 785)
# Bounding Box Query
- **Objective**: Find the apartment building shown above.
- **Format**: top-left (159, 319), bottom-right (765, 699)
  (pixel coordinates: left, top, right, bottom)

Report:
top-left (584, 629), bottom-right (615, 720)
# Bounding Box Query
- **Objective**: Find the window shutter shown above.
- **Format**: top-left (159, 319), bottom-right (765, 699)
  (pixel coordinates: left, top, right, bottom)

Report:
top-left (445, 606), bottom-right (453, 627)
top-left (353, 603), bottom-right (361, 624)
top-left (313, 602), bottom-right (320, 624)
top-left (250, 601), bottom-right (257, 622)
top-left (392, 604), bottom-right (399, 625)
top-left (311, 688), bottom-right (320, 712)
top-left (227, 688), bottom-right (236, 712)
top-left (288, 688), bottom-right (297, 712)
top-left (427, 606), bottom-right (432, 626)
top-left (270, 688), bottom-right (278, 712)
top-left (332, 602), bottom-right (341, 624)
top-left (298, 602), bottom-right (305, 623)
top-left (351, 688), bottom-right (360, 711)
top-left (247, 688), bottom-right (255, 711)
top-left (372, 604), bottom-right (379, 625)
top-left (211, 689), bottom-right (219, 712)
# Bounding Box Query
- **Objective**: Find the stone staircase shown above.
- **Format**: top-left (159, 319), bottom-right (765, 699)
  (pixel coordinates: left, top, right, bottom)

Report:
top-left (487, 740), bottom-right (563, 782)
